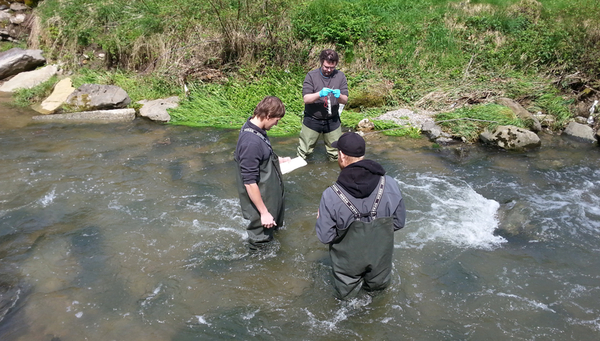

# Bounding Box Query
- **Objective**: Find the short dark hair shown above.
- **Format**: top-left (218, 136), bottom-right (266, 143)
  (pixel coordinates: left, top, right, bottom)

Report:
top-left (319, 49), bottom-right (339, 65)
top-left (253, 96), bottom-right (285, 119)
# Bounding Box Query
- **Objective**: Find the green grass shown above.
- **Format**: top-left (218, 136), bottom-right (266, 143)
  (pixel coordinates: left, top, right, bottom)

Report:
top-left (27, 0), bottom-right (600, 138)
top-left (12, 76), bottom-right (59, 107)
top-left (169, 68), bottom-right (306, 136)
top-left (71, 69), bottom-right (181, 103)
top-left (435, 103), bottom-right (525, 142)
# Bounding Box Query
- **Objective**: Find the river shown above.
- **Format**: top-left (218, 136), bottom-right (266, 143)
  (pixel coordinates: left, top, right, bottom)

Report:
top-left (1, 99), bottom-right (600, 340)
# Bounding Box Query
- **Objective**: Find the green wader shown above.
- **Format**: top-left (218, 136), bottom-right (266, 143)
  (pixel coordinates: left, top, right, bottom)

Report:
top-left (297, 124), bottom-right (342, 161)
top-left (235, 151), bottom-right (285, 245)
top-left (329, 177), bottom-right (394, 299)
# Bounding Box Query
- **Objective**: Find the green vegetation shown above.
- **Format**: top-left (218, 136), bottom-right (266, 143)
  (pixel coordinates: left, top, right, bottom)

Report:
top-left (436, 103), bottom-right (524, 142)
top-left (10, 0), bottom-right (599, 138)
top-left (13, 75), bottom-right (58, 107)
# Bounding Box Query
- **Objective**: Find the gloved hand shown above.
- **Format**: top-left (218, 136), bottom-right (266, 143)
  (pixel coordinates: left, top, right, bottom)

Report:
top-left (332, 89), bottom-right (341, 98)
top-left (319, 88), bottom-right (332, 97)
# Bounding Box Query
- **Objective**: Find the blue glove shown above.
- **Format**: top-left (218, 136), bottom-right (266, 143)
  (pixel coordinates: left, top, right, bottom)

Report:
top-left (319, 88), bottom-right (332, 97)
top-left (332, 89), bottom-right (341, 98)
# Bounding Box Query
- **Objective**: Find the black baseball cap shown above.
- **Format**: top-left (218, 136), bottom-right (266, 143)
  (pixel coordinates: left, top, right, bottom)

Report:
top-left (331, 132), bottom-right (365, 157)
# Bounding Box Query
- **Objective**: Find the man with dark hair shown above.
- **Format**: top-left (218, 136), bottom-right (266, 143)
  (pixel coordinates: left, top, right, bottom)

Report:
top-left (316, 132), bottom-right (406, 299)
top-left (235, 96), bottom-right (291, 248)
top-left (298, 49), bottom-right (349, 161)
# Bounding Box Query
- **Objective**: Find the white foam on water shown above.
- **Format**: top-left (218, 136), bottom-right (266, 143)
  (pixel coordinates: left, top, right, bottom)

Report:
top-left (396, 174), bottom-right (505, 250)
top-left (195, 315), bottom-right (211, 326)
top-left (38, 187), bottom-right (57, 207)
top-left (496, 292), bottom-right (556, 313)
top-left (302, 295), bottom-right (372, 334)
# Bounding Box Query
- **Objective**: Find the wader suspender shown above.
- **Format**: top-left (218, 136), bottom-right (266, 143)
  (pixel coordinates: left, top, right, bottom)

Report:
top-left (243, 128), bottom-right (272, 150)
top-left (331, 176), bottom-right (386, 220)
top-left (242, 127), bottom-right (283, 186)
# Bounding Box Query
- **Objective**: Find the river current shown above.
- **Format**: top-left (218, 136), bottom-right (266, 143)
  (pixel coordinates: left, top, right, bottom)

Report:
top-left (1, 100), bottom-right (600, 340)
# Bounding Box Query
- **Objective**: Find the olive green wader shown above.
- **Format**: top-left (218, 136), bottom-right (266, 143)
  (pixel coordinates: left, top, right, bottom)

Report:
top-left (235, 129), bottom-right (285, 245)
top-left (329, 177), bottom-right (394, 298)
top-left (297, 124), bottom-right (342, 161)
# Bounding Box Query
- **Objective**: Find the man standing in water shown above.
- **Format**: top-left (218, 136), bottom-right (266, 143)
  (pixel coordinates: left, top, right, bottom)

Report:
top-left (315, 132), bottom-right (406, 299)
top-left (298, 49), bottom-right (349, 161)
top-left (235, 96), bottom-right (290, 249)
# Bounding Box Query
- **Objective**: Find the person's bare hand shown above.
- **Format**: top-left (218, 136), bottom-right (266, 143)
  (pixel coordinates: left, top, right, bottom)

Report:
top-left (279, 156), bottom-right (292, 163)
top-left (261, 212), bottom-right (277, 228)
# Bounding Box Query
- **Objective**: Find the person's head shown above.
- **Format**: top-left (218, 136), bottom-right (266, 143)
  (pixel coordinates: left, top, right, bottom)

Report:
top-left (319, 49), bottom-right (339, 77)
top-left (332, 132), bottom-right (365, 169)
top-left (252, 96), bottom-right (285, 130)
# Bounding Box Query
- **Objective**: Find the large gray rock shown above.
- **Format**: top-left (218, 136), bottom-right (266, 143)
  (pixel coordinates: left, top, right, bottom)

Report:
top-left (496, 97), bottom-right (542, 132)
top-left (480, 125), bottom-right (541, 150)
top-left (422, 121), bottom-right (458, 144)
top-left (562, 122), bottom-right (596, 143)
top-left (0, 64), bottom-right (58, 92)
top-left (65, 84), bottom-right (131, 111)
top-left (0, 48), bottom-right (46, 80)
top-left (31, 109), bottom-right (136, 123)
top-left (137, 96), bottom-right (180, 122)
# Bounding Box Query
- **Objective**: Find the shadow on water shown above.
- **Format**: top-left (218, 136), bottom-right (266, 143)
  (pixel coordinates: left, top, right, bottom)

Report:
top-left (1, 99), bottom-right (600, 339)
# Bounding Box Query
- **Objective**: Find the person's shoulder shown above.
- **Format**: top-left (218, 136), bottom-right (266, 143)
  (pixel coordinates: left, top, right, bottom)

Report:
top-left (383, 175), bottom-right (402, 194)
top-left (320, 185), bottom-right (337, 199)
top-left (306, 68), bottom-right (321, 76)
top-left (238, 129), bottom-right (262, 146)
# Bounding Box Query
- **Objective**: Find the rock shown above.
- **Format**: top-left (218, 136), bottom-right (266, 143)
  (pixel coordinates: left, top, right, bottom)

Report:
top-left (496, 200), bottom-right (544, 241)
top-left (562, 122), bottom-right (596, 143)
top-left (10, 13), bottom-right (26, 25)
top-left (421, 121), bottom-right (458, 144)
top-left (0, 64), bottom-right (58, 92)
top-left (480, 125), bottom-right (541, 150)
top-left (10, 3), bottom-right (30, 11)
top-left (357, 118), bottom-right (375, 132)
top-left (32, 78), bottom-right (76, 114)
top-left (137, 96), bottom-right (180, 122)
top-left (496, 97), bottom-right (542, 132)
top-left (31, 109), bottom-right (136, 123)
top-left (376, 108), bottom-right (435, 128)
top-left (422, 121), bottom-right (443, 140)
top-left (65, 84), bottom-right (131, 111)
top-left (0, 48), bottom-right (46, 80)
top-left (532, 112), bottom-right (556, 127)
top-left (0, 12), bottom-right (11, 23)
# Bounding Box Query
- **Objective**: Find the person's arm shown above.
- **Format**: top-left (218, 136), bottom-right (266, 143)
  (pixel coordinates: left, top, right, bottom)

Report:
top-left (303, 92), bottom-right (321, 104)
top-left (315, 190), bottom-right (338, 244)
top-left (336, 72), bottom-right (349, 105)
top-left (393, 196), bottom-right (406, 231)
top-left (244, 183), bottom-right (277, 228)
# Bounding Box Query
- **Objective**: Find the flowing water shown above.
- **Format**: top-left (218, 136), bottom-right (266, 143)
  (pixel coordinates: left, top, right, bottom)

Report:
top-left (1, 99), bottom-right (600, 340)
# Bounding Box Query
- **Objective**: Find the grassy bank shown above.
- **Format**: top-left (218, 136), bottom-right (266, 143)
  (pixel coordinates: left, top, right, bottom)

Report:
top-left (12, 0), bottom-right (600, 137)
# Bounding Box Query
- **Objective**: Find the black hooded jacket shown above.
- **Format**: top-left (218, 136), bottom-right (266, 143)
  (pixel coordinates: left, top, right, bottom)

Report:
top-left (336, 159), bottom-right (386, 198)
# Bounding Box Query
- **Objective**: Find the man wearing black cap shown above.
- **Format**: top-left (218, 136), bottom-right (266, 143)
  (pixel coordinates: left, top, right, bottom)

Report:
top-left (315, 132), bottom-right (406, 299)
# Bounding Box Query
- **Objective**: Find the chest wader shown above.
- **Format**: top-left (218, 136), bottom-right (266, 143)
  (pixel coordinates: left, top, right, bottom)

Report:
top-left (329, 176), bottom-right (394, 299)
top-left (235, 128), bottom-right (285, 244)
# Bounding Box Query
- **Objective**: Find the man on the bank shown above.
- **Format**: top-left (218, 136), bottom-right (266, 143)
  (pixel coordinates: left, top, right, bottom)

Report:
top-left (235, 96), bottom-right (291, 249)
top-left (315, 132), bottom-right (406, 299)
top-left (298, 49), bottom-right (349, 161)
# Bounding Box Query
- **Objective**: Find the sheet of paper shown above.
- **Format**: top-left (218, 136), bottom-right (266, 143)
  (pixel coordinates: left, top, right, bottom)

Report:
top-left (280, 156), bottom-right (307, 174)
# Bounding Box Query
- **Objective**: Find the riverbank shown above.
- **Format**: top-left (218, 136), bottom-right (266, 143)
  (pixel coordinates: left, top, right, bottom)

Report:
top-left (1, 0), bottom-right (599, 148)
